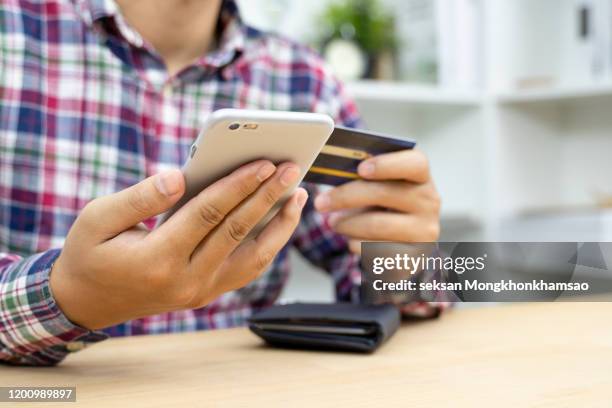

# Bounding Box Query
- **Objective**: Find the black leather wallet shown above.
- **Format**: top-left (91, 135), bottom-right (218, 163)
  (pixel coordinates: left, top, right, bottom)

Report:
top-left (248, 303), bottom-right (400, 353)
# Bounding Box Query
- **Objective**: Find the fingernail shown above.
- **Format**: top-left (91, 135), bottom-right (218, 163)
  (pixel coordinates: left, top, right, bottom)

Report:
top-left (280, 166), bottom-right (300, 186)
top-left (155, 170), bottom-right (181, 196)
top-left (314, 193), bottom-right (331, 212)
top-left (295, 189), bottom-right (308, 209)
top-left (358, 161), bottom-right (375, 177)
top-left (257, 162), bottom-right (276, 182)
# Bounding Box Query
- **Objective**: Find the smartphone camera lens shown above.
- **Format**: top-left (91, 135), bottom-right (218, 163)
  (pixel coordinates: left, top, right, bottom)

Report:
top-left (229, 123), bottom-right (240, 130)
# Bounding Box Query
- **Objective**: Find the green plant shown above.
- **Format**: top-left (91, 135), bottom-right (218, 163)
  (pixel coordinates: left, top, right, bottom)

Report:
top-left (321, 0), bottom-right (398, 55)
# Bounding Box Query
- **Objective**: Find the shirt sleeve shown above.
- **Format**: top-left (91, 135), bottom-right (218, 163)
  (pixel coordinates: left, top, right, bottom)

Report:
top-left (0, 249), bottom-right (108, 366)
top-left (293, 72), bottom-right (450, 318)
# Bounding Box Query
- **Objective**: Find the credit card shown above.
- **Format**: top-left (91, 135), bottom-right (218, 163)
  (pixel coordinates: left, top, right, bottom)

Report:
top-left (303, 126), bottom-right (416, 186)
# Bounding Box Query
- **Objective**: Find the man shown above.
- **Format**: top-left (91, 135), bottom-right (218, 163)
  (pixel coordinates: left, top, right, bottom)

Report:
top-left (0, 0), bottom-right (441, 366)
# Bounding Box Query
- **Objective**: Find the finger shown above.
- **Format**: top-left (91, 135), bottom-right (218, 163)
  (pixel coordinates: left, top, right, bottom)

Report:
top-left (357, 149), bottom-right (430, 183)
top-left (326, 207), bottom-right (367, 227)
top-left (348, 239), bottom-right (362, 254)
top-left (315, 180), bottom-right (423, 213)
top-left (79, 169), bottom-right (185, 241)
top-left (151, 160), bottom-right (276, 253)
top-left (214, 188), bottom-right (307, 293)
top-left (332, 211), bottom-right (440, 242)
top-left (192, 163), bottom-right (301, 261)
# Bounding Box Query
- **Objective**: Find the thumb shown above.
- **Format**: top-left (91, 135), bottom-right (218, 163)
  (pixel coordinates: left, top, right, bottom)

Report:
top-left (82, 169), bottom-right (185, 239)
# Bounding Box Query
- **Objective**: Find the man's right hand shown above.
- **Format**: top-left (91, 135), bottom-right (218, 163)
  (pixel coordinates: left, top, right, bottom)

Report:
top-left (49, 160), bottom-right (307, 330)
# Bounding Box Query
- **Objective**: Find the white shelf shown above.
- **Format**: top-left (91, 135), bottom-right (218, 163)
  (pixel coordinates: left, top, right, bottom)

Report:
top-left (346, 80), bottom-right (483, 107)
top-left (498, 209), bottom-right (612, 241)
top-left (349, 80), bottom-right (612, 107)
top-left (496, 83), bottom-right (612, 104)
top-left (441, 211), bottom-right (483, 225)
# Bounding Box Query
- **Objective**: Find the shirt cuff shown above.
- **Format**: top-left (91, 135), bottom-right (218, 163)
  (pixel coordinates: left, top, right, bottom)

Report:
top-left (0, 249), bottom-right (108, 366)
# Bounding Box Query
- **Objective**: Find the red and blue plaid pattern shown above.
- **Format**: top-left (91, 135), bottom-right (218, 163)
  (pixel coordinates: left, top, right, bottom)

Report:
top-left (0, 0), bottom-right (440, 366)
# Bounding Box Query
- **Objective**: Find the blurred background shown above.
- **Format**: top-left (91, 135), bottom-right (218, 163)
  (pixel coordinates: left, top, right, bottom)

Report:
top-left (233, 0), bottom-right (612, 301)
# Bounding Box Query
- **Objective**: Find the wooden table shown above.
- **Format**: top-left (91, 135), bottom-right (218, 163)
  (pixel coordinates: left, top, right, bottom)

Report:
top-left (2, 302), bottom-right (611, 407)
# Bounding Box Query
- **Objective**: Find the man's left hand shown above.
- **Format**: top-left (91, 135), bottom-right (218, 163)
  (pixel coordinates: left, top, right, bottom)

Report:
top-left (314, 149), bottom-right (441, 254)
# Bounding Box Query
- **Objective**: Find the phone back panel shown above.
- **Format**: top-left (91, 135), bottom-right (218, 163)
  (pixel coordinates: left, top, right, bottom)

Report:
top-left (159, 109), bottom-right (334, 233)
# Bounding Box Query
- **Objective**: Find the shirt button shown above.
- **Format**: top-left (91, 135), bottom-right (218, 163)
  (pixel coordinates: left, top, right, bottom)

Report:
top-left (66, 341), bottom-right (86, 352)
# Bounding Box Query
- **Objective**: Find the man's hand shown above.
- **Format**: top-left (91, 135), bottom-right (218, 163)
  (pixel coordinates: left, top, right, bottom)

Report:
top-left (314, 149), bottom-right (440, 253)
top-left (50, 161), bottom-right (307, 330)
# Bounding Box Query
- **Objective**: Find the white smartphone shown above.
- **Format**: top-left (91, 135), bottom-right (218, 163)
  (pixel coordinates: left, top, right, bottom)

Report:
top-left (158, 109), bottom-right (335, 235)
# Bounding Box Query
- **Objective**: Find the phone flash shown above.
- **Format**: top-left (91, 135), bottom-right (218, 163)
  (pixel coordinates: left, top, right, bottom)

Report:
top-left (243, 123), bottom-right (258, 130)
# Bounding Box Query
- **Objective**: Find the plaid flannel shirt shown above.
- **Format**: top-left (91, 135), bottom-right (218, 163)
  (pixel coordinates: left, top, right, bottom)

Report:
top-left (0, 0), bottom-right (441, 366)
